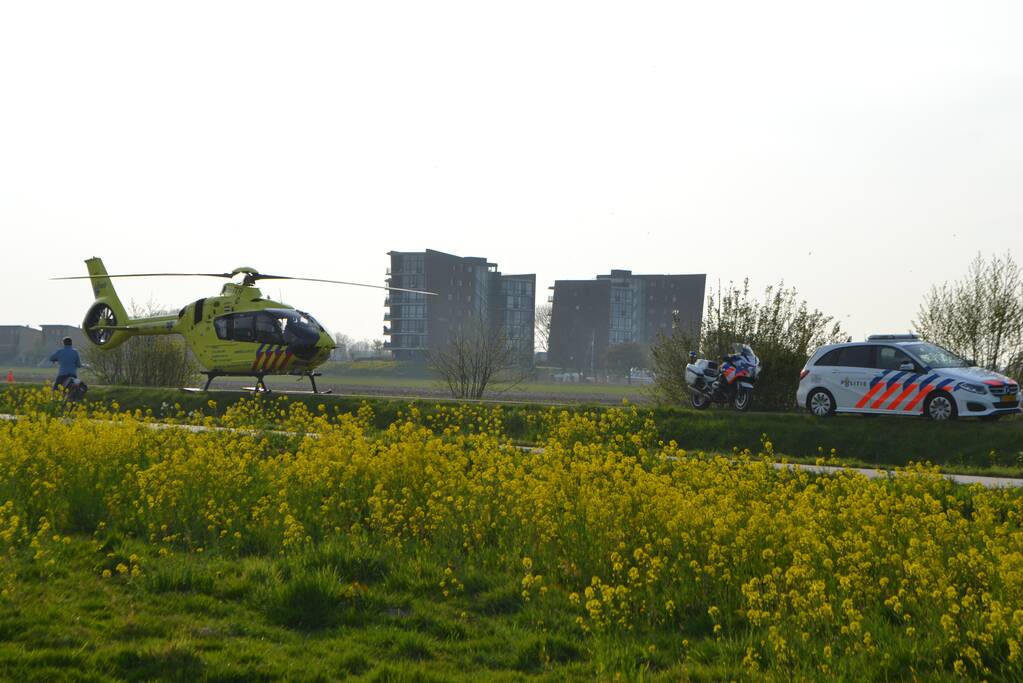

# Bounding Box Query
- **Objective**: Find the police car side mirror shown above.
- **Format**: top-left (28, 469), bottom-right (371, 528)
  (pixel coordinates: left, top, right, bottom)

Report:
top-left (898, 361), bottom-right (915, 372)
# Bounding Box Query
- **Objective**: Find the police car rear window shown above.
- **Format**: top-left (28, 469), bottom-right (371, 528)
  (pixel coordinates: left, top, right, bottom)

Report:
top-left (815, 349), bottom-right (843, 366)
top-left (816, 346), bottom-right (872, 367)
top-left (836, 346), bottom-right (873, 367)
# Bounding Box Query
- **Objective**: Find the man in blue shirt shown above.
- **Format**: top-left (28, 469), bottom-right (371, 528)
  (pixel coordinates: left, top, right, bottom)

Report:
top-left (49, 336), bottom-right (82, 390)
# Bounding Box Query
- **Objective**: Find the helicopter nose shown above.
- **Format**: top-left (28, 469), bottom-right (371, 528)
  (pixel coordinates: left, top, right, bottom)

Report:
top-left (318, 336), bottom-right (334, 356)
top-left (299, 334), bottom-right (331, 362)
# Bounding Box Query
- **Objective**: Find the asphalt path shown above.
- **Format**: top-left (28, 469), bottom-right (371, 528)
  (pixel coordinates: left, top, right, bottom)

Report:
top-left (4, 412), bottom-right (1020, 490)
top-left (197, 387), bottom-right (583, 408)
top-left (769, 462), bottom-right (1023, 489)
top-left (4, 368), bottom-right (649, 406)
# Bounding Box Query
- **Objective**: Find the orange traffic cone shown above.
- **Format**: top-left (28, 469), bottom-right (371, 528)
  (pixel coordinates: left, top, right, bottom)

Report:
top-left (5, 371), bottom-right (13, 383)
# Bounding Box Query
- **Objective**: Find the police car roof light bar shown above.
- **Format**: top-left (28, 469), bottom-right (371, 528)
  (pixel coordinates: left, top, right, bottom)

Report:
top-left (866, 334), bottom-right (920, 341)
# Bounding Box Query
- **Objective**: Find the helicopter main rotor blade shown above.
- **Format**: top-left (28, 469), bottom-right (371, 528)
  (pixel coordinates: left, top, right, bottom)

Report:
top-left (52, 269), bottom-right (435, 295)
top-left (51, 272), bottom-right (233, 281)
top-left (254, 274), bottom-right (436, 296)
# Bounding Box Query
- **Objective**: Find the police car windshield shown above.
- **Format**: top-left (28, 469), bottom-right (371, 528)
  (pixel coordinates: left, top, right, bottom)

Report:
top-left (903, 342), bottom-right (970, 368)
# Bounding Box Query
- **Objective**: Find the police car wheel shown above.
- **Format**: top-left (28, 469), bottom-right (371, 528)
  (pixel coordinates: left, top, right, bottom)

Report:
top-left (807, 389), bottom-right (835, 417)
top-left (924, 393), bottom-right (957, 421)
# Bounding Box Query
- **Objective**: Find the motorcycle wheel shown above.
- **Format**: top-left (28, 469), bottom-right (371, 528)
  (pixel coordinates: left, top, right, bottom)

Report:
top-left (689, 392), bottom-right (711, 410)
top-left (733, 387), bottom-right (752, 412)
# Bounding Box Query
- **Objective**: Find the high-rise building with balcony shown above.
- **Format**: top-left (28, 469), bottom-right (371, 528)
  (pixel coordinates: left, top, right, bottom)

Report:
top-left (384, 249), bottom-right (535, 363)
top-left (548, 269), bottom-right (705, 372)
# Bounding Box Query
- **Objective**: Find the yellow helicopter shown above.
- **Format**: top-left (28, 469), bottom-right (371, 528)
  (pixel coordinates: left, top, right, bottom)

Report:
top-left (54, 257), bottom-right (433, 393)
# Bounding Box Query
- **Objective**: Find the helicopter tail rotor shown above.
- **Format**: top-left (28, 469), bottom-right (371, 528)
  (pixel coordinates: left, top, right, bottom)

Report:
top-left (83, 303), bottom-right (119, 346)
top-left (80, 258), bottom-right (133, 349)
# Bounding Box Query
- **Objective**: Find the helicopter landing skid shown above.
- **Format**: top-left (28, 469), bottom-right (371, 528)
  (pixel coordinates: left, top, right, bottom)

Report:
top-left (200, 371), bottom-right (271, 393)
top-left (304, 372), bottom-right (331, 395)
top-left (200, 371), bottom-right (330, 394)
top-left (201, 372), bottom-right (219, 392)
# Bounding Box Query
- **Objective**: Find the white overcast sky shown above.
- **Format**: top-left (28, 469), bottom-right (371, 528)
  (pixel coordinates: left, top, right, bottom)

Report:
top-left (2, 1), bottom-right (1021, 344)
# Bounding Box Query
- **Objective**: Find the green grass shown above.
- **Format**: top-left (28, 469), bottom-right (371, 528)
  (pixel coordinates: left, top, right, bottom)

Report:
top-left (2, 531), bottom-right (990, 681)
top-left (3, 364), bottom-right (648, 403)
top-left (294, 372), bottom-right (647, 399)
top-left (0, 536), bottom-right (714, 682)
top-left (1, 365), bottom-right (69, 382)
top-left (647, 407), bottom-right (1023, 475)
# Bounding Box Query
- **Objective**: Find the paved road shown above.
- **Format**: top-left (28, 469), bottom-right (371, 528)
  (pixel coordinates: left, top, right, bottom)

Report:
top-left (4, 369), bottom-right (649, 406)
top-left (770, 462), bottom-right (1023, 489)
top-left (3, 412), bottom-right (1021, 490)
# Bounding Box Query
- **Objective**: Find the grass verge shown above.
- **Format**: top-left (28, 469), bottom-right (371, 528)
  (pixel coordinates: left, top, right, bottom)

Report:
top-left (0, 537), bottom-right (717, 682)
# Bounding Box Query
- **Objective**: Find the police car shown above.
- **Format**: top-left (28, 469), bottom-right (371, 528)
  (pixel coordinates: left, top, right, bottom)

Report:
top-left (796, 335), bottom-right (1021, 420)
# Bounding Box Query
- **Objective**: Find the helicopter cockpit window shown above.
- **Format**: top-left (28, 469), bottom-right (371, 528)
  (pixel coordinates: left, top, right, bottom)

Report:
top-left (254, 314), bottom-right (284, 344)
top-left (297, 310), bottom-right (326, 332)
top-left (214, 309), bottom-right (319, 345)
top-left (266, 309), bottom-right (321, 345)
top-left (214, 312), bottom-right (258, 342)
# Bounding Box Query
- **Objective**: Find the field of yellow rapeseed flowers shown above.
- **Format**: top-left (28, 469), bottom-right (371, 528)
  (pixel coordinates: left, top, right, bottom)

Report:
top-left (1, 388), bottom-right (1022, 680)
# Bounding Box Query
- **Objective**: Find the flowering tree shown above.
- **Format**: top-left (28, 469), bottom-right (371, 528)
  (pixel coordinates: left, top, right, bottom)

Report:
top-left (914, 252), bottom-right (1023, 372)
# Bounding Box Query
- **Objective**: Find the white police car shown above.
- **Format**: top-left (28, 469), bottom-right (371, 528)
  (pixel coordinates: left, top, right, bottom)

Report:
top-left (797, 335), bottom-right (1021, 420)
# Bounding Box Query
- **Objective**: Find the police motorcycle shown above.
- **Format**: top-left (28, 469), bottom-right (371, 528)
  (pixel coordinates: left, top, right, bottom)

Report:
top-left (684, 343), bottom-right (761, 411)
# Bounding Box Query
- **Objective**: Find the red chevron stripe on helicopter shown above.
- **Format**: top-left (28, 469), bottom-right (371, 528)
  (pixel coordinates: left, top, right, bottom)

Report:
top-left (251, 343), bottom-right (268, 372)
top-left (253, 343), bottom-right (285, 372)
top-left (263, 345), bottom-right (283, 371)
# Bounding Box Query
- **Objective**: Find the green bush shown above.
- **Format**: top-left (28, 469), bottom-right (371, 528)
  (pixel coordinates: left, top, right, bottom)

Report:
top-left (652, 279), bottom-right (849, 411)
